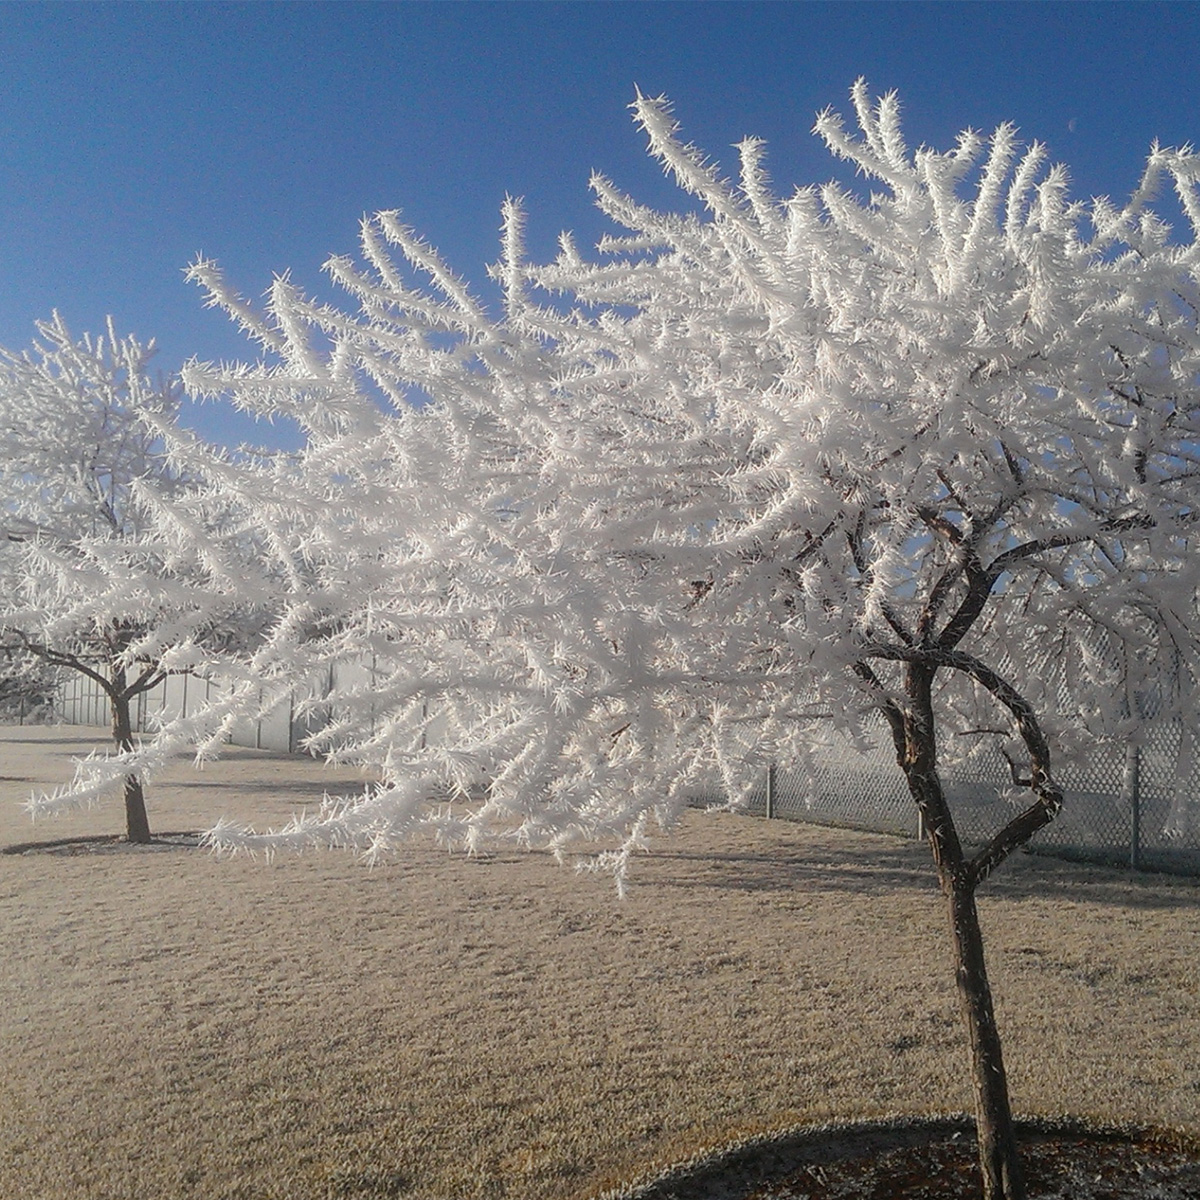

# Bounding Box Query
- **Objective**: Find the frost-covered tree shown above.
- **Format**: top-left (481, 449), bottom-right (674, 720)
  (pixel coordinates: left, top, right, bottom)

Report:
top-left (0, 645), bottom-right (58, 723)
top-left (123, 85), bottom-right (1200, 1197)
top-left (0, 315), bottom-right (266, 842)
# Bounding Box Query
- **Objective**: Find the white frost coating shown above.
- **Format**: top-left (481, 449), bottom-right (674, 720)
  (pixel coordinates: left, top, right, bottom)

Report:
top-left (121, 84), bottom-right (1200, 879)
top-left (0, 315), bottom-right (278, 822)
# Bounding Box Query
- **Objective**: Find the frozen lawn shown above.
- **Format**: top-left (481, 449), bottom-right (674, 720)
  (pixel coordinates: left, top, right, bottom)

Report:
top-left (1, 725), bottom-right (1198, 1200)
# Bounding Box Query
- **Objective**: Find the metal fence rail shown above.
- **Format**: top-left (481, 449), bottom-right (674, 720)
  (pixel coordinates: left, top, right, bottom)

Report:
top-left (734, 728), bottom-right (1200, 877)
top-left (54, 664), bottom-right (1200, 877)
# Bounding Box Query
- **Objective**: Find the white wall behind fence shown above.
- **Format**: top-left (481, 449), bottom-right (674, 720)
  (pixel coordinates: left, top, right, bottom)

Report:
top-left (57, 670), bottom-right (308, 754)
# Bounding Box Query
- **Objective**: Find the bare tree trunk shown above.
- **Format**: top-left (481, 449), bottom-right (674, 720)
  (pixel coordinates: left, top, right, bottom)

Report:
top-left (110, 673), bottom-right (151, 844)
top-left (946, 873), bottom-right (1024, 1200)
top-left (120, 768), bottom-right (152, 845)
top-left (899, 661), bottom-right (1025, 1200)
top-left (914, 777), bottom-right (1025, 1200)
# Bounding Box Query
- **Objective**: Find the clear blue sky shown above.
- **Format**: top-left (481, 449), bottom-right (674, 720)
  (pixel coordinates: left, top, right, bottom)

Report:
top-left (3, 1), bottom-right (1200, 447)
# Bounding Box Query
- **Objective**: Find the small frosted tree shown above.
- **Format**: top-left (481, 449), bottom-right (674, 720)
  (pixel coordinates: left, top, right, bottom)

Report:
top-left (0, 315), bottom-right (265, 841)
top-left (133, 85), bottom-right (1200, 1198)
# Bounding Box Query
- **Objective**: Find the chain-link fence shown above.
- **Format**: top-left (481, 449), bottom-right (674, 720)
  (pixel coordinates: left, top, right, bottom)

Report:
top-left (731, 723), bottom-right (1200, 877)
top-left (51, 654), bottom-right (1200, 877)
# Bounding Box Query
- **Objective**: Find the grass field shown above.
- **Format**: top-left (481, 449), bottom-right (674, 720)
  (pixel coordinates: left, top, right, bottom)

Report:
top-left (2, 724), bottom-right (1198, 1200)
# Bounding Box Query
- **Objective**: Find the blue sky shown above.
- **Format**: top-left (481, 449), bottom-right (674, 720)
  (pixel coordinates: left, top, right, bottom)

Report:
top-left (3, 1), bottom-right (1200, 447)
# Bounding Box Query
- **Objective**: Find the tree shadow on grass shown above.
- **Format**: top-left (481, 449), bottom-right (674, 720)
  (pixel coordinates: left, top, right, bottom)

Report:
top-left (647, 842), bottom-right (935, 898)
top-left (1, 831), bottom-right (201, 855)
top-left (168, 777), bottom-right (352, 796)
top-left (645, 830), bottom-right (1200, 913)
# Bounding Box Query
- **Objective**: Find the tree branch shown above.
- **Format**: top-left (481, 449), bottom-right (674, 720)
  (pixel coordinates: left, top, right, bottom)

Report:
top-left (987, 513), bottom-right (1155, 578)
top-left (847, 509), bottom-right (914, 645)
top-left (915, 504), bottom-right (964, 544)
top-left (935, 555), bottom-right (994, 650)
top-left (851, 659), bottom-right (907, 763)
top-left (127, 666), bottom-right (168, 698)
top-left (9, 633), bottom-right (117, 699)
top-left (862, 641), bottom-right (1064, 886)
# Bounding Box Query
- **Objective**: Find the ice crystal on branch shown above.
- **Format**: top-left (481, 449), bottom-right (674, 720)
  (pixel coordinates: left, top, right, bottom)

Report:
top-left (0, 316), bottom-right (275, 839)
top-left (127, 83), bottom-right (1200, 1199)
top-left (156, 86), bottom-right (1200, 880)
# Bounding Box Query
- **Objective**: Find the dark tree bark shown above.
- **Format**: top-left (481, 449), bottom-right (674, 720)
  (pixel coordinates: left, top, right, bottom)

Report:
top-left (110, 667), bottom-right (152, 844)
top-left (946, 871), bottom-right (1023, 1200)
top-left (893, 661), bottom-right (1026, 1200)
top-left (859, 643), bottom-right (1064, 1200)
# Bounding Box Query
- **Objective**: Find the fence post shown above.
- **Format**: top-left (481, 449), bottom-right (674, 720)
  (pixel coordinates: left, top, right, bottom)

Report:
top-left (1123, 742), bottom-right (1142, 871)
top-left (765, 762), bottom-right (776, 820)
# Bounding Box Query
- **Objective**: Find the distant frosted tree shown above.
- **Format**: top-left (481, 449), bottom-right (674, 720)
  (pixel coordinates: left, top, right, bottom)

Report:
top-left (0, 315), bottom-right (264, 841)
top-left (128, 85), bottom-right (1200, 1197)
top-left (0, 646), bottom-right (58, 723)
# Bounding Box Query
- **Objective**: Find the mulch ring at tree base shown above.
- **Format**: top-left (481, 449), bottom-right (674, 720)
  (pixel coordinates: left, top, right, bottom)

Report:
top-left (611, 1118), bottom-right (1200, 1200)
top-left (1, 831), bottom-right (202, 855)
